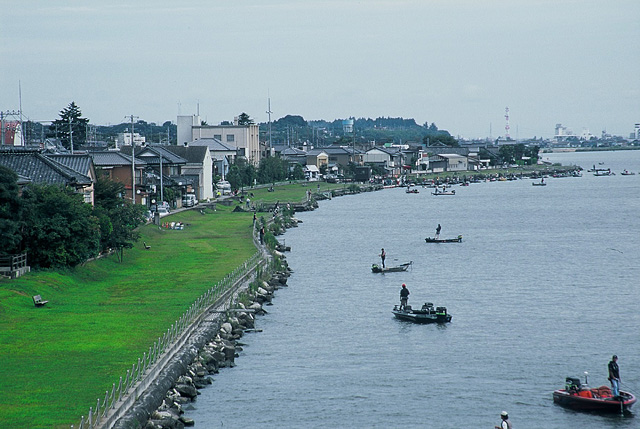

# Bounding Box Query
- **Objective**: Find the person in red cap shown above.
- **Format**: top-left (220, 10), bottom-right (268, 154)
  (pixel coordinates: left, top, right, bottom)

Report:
top-left (399, 284), bottom-right (410, 310)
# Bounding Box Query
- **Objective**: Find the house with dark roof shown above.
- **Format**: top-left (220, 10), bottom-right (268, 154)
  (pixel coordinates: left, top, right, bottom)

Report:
top-left (0, 148), bottom-right (95, 204)
top-left (89, 150), bottom-right (146, 204)
top-left (163, 145), bottom-right (214, 200)
top-left (188, 138), bottom-right (237, 180)
top-left (363, 146), bottom-right (405, 176)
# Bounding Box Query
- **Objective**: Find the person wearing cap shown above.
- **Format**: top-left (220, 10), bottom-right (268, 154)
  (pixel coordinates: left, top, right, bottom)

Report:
top-left (495, 411), bottom-right (512, 429)
top-left (399, 284), bottom-right (409, 310)
top-left (608, 355), bottom-right (620, 397)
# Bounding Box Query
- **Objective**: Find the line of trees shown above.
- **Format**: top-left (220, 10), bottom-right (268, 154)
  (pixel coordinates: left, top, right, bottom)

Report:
top-left (0, 167), bottom-right (146, 269)
top-left (225, 157), bottom-right (305, 190)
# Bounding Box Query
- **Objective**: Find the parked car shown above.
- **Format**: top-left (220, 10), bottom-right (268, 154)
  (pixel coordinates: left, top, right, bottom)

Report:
top-left (182, 194), bottom-right (198, 207)
top-left (216, 181), bottom-right (232, 196)
top-left (156, 207), bottom-right (170, 217)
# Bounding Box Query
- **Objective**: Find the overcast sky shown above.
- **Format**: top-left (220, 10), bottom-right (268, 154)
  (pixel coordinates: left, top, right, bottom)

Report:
top-left (2, 0), bottom-right (638, 139)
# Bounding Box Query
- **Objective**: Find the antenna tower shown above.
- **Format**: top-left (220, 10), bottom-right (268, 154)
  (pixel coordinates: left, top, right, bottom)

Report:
top-left (504, 107), bottom-right (511, 140)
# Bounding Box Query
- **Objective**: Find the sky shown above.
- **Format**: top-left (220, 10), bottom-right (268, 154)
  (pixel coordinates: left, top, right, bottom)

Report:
top-left (2, 0), bottom-right (639, 139)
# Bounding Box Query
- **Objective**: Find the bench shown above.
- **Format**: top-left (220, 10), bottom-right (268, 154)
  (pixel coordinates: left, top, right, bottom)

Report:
top-left (33, 295), bottom-right (48, 307)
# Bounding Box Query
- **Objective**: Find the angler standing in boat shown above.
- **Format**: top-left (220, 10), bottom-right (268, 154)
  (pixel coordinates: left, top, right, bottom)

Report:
top-left (608, 355), bottom-right (621, 397)
top-left (435, 224), bottom-right (442, 239)
top-left (495, 411), bottom-right (512, 429)
top-left (399, 284), bottom-right (409, 310)
top-left (380, 248), bottom-right (386, 268)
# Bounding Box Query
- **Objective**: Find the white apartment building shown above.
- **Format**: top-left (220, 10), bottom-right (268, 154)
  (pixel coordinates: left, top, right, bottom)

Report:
top-left (115, 132), bottom-right (146, 148)
top-left (177, 115), bottom-right (261, 165)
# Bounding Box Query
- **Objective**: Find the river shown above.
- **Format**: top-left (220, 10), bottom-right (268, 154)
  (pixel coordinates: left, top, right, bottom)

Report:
top-left (185, 150), bottom-right (640, 428)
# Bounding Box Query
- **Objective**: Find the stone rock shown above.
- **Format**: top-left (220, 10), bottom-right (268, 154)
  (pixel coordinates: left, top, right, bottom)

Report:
top-left (174, 384), bottom-right (198, 400)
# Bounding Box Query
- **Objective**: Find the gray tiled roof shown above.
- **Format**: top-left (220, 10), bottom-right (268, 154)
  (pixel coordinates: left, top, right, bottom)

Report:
top-left (89, 150), bottom-right (143, 167)
top-left (0, 150), bottom-right (92, 186)
top-left (163, 145), bottom-right (209, 163)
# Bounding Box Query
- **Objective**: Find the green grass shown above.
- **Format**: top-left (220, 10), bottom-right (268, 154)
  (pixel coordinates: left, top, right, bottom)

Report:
top-left (0, 205), bottom-right (255, 428)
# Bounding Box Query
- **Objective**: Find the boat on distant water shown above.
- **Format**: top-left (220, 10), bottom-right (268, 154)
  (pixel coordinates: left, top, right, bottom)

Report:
top-left (553, 375), bottom-right (636, 414)
top-left (594, 169), bottom-right (614, 176)
top-left (425, 235), bottom-right (462, 243)
top-left (621, 170), bottom-right (636, 175)
top-left (371, 262), bottom-right (412, 273)
top-left (392, 302), bottom-right (452, 324)
top-left (532, 181), bottom-right (547, 186)
top-left (406, 188), bottom-right (419, 194)
top-left (432, 189), bottom-right (456, 195)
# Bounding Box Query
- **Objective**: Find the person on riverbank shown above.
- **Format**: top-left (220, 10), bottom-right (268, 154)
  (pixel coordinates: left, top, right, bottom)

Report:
top-left (380, 248), bottom-right (386, 268)
top-left (608, 355), bottom-right (620, 397)
top-left (495, 411), bottom-right (512, 429)
top-left (259, 226), bottom-right (265, 245)
top-left (436, 224), bottom-right (441, 239)
top-left (399, 284), bottom-right (409, 310)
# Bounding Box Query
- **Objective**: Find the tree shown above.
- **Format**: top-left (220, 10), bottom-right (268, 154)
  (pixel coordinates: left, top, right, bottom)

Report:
top-left (93, 176), bottom-right (146, 261)
top-left (257, 157), bottom-right (288, 184)
top-left (19, 184), bottom-right (100, 268)
top-left (0, 166), bottom-right (22, 256)
top-left (237, 112), bottom-right (254, 125)
top-left (48, 102), bottom-right (89, 150)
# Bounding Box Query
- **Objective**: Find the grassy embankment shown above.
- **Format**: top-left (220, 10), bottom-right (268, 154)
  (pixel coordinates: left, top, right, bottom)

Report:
top-left (0, 205), bottom-right (256, 428)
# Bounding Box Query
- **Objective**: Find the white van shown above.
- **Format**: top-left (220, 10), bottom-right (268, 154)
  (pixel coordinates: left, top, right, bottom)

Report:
top-left (182, 194), bottom-right (198, 207)
top-left (216, 181), bottom-right (232, 196)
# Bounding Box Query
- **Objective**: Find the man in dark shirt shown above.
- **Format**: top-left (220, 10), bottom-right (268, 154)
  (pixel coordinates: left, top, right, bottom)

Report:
top-left (608, 355), bottom-right (620, 397)
top-left (380, 248), bottom-right (386, 268)
top-left (399, 284), bottom-right (410, 310)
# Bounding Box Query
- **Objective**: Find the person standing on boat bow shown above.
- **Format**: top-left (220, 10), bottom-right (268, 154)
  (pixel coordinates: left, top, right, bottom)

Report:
top-left (435, 224), bottom-right (442, 239)
top-left (495, 411), bottom-right (512, 429)
top-left (399, 284), bottom-right (409, 310)
top-left (608, 354), bottom-right (621, 397)
top-left (380, 248), bottom-right (386, 268)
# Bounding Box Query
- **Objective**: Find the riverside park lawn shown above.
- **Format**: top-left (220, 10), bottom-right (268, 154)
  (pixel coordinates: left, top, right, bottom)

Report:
top-left (0, 205), bottom-right (256, 428)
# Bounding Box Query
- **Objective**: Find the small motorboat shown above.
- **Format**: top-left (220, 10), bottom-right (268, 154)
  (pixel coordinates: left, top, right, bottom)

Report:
top-left (553, 375), bottom-right (636, 414)
top-left (532, 181), bottom-right (546, 186)
top-left (621, 170), bottom-right (635, 176)
top-left (425, 235), bottom-right (462, 243)
top-left (392, 302), bottom-right (452, 324)
top-left (406, 188), bottom-right (419, 194)
top-left (371, 261), bottom-right (412, 273)
top-left (432, 189), bottom-right (456, 195)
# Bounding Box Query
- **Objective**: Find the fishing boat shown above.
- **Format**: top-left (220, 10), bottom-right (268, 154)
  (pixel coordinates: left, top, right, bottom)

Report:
top-left (425, 235), bottom-right (462, 243)
top-left (392, 302), bottom-right (452, 324)
top-left (553, 375), bottom-right (636, 414)
top-left (594, 169), bottom-right (614, 176)
top-left (621, 170), bottom-right (635, 176)
top-left (406, 188), bottom-right (419, 194)
top-left (532, 181), bottom-right (546, 186)
top-left (371, 261), bottom-right (412, 273)
top-left (432, 189), bottom-right (456, 196)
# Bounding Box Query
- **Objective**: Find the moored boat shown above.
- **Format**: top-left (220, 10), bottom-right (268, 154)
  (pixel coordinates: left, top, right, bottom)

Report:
top-left (532, 182), bottom-right (546, 186)
top-left (371, 261), bottom-right (412, 273)
top-left (425, 235), bottom-right (462, 243)
top-left (553, 376), bottom-right (636, 414)
top-left (392, 302), bottom-right (452, 324)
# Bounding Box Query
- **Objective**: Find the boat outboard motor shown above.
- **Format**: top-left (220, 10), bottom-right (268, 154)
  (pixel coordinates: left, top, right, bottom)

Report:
top-left (565, 377), bottom-right (581, 393)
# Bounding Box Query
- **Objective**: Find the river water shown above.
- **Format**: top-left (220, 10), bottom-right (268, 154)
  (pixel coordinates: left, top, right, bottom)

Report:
top-left (186, 150), bottom-right (640, 428)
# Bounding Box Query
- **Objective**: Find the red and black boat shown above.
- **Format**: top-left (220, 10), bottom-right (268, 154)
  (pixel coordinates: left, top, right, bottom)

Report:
top-left (553, 376), bottom-right (636, 414)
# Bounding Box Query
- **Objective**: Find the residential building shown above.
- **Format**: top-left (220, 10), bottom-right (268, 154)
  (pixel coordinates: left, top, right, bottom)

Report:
top-left (188, 138), bottom-right (238, 181)
top-left (177, 115), bottom-right (261, 165)
top-left (115, 131), bottom-right (146, 148)
top-left (0, 148), bottom-right (95, 204)
top-left (163, 144), bottom-right (214, 201)
top-left (89, 150), bottom-right (146, 204)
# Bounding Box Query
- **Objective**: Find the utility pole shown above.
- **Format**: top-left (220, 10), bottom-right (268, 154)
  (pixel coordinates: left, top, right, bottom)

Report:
top-left (266, 97), bottom-right (272, 149)
top-left (126, 115), bottom-right (139, 203)
top-left (69, 116), bottom-right (74, 154)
